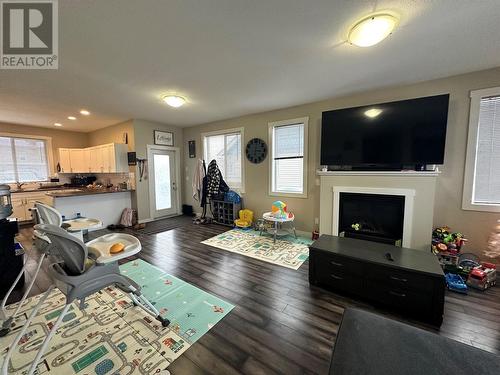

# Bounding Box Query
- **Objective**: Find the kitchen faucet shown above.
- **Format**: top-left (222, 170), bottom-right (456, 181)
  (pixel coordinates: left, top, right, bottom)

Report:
top-left (16, 182), bottom-right (25, 190)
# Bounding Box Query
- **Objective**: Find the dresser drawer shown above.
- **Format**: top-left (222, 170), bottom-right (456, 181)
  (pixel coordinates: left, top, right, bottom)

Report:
top-left (313, 251), bottom-right (364, 276)
top-left (366, 265), bottom-right (435, 292)
top-left (369, 281), bottom-right (432, 313)
top-left (316, 268), bottom-right (364, 295)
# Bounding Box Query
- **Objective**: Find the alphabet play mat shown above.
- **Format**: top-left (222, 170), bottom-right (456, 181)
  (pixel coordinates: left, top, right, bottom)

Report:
top-left (0, 259), bottom-right (234, 374)
top-left (202, 229), bottom-right (312, 270)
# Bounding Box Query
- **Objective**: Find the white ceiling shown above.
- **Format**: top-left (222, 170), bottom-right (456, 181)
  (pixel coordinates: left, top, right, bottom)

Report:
top-left (1, 0), bottom-right (500, 132)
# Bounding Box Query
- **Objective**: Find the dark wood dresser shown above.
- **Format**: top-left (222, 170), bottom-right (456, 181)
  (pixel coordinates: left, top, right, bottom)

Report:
top-left (309, 235), bottom-right (445, 326)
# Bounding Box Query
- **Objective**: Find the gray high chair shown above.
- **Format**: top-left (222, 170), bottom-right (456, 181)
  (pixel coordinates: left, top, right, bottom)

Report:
top-left (2, 224), bottom-right (170, 375)
top-left (0, 202), bottom-right (102, 337)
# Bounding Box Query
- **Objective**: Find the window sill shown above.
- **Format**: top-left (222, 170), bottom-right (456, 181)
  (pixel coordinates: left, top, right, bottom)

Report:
top-left (269, 191), bottom-right (308, 199)
top-left (462, 202), bottom-right (500, 213)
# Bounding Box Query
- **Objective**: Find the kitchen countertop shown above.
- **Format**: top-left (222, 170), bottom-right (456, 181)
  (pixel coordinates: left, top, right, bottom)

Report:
top-left (11, 186), bottom-right (68, 193)
top-left (46, 188), bottom-right (135, 198)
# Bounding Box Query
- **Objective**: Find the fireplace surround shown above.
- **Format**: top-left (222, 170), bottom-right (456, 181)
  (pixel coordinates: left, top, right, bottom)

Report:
top-left (318, 170), bottom-right (438, 250)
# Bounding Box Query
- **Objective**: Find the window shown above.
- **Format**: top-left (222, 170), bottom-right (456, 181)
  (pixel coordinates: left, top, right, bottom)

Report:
top-left (0, 135), bottom-right (50, 183)
top-left (463, 87), bottom-right (500, 212)
top-left (203, 128), bottom-right (244, 191)
top-left (269, 117), bottom-right (308, 197)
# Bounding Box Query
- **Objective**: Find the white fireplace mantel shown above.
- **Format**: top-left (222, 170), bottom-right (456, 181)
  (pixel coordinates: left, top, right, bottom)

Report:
top-left (318, 173), bottom-right (438, 250)
top-left (331, 186), bottom-right (416, 248)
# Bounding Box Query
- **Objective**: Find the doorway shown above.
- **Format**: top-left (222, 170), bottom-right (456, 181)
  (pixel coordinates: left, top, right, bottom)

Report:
top-left (148, 146), bottom-right (180, 219)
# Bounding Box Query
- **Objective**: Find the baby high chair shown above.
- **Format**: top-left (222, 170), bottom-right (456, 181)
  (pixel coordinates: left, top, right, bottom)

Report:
top-left (0, 202), bottom-right (102, 337)
top-left (2, 223), bottom-right (170, 375)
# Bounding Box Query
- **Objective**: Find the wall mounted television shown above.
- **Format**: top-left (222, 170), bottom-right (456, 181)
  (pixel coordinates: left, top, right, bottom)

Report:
top-left (320, 94), bottom-right (449, 170)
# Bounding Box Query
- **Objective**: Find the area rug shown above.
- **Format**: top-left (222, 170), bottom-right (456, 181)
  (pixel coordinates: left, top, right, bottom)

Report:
top-left (0, 259), bottom-right (233, 374)
top-left (201, 229), bottom-right (312, 270)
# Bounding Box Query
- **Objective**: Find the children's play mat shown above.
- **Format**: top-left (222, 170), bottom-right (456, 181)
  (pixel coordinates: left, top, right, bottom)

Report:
top-left (202, 229), bottom-right (312, 270)
top-left (0, 259), bottom-right (234, 374)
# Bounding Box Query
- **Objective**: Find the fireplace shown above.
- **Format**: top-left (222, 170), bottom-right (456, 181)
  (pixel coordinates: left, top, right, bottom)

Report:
top-left (338, 192), bottom-right (405, 246)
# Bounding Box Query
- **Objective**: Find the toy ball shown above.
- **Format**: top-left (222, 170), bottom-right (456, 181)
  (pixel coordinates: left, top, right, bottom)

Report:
top-left (271, 200), bottom-right (288, 219)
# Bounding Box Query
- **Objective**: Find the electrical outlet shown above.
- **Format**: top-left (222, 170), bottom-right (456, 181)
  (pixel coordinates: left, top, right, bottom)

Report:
top-left (314, 217), bottom-right (319, 225)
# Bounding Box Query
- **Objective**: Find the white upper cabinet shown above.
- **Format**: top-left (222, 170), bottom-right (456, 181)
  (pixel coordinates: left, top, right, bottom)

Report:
top-left (58, 143), bottom-right (128, 174)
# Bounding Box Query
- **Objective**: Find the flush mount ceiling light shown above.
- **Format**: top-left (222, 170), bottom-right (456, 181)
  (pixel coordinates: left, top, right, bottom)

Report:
top-left (80, 109), bottom-right (90, 115)
top-left (162, 95), bottom-right (186, 108)
top-left (67, 116), bottom-right (77, 120)
top-left (364, 108), bottom-right (383, 118)
top-left (348, 13), bottom-right (399, 47)
top-left (54, 123), bottom-right (62, 127)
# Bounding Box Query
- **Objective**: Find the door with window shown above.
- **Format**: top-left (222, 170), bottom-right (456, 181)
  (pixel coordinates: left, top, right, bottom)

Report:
top-left (148, 148), bottom-right (178, 218)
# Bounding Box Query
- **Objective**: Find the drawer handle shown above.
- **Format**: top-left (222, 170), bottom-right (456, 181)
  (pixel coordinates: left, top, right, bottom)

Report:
top-left (389, 291), bottom-right (406, 298)
top-left (330, 261), bottom-right (343, 267)
top-left (390, 276), bottom-right (408, 283)
top-left (330, 274), bottom-right (344, 280)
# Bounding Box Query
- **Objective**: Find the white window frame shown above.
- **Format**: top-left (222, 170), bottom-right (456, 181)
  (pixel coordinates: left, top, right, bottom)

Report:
top-left (462, 87), bottom-right (500, 212)
top-left (201, 127), bottom-right (245, 194)
top-left (0, 132), bottom-right (54, 183)
top-left (268, 117), bottom-right (308, 198)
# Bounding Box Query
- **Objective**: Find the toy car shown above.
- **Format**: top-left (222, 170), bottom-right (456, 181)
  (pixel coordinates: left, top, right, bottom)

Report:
top-left (466, 262), bottom-right (497, 290)
top-left (445, 273), bottom-right (468, 294)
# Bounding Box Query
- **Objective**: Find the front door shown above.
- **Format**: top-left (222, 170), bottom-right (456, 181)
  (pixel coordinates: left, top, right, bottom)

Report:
top-left (149, 148), bottom-right (178, 218)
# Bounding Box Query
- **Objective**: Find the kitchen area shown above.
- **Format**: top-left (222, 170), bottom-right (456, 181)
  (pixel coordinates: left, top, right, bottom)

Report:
top-left (10, 142), bottom-right (135, 228)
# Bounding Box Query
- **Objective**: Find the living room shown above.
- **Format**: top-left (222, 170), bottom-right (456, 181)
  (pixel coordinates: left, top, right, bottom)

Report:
top-left (0, 1), bottom-right (499, 374)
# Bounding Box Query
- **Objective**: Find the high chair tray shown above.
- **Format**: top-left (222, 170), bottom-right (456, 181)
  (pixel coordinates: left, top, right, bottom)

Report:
top-left (65, 217), bottom-right (103, 232)
top-left (86, 233), bottom-right (141, 263)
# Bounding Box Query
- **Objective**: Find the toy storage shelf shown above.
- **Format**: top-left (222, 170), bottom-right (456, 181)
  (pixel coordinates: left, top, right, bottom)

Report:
top-left (211, 200), bottom-right (241, 226)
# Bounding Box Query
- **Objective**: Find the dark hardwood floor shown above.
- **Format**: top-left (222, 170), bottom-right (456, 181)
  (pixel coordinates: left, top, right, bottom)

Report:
top-left (10, 218), bottom-right (500, 374)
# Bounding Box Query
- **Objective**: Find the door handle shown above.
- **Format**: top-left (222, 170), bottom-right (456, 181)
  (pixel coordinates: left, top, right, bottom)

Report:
top-left (330, 273), bottom-right (344, 280)
top-left (390, 276), bottom-right (408, 283)
top-left (330, 260), bottom-right (343, 267)
top-left (389, 291), bottom-right (406, 298)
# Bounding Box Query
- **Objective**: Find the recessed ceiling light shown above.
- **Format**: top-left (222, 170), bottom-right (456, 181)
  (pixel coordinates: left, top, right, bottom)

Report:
top-left (364, 108), bottom-right (383, 118)
top-left (54, 123), bottom-right (63, 127)
top-left (162, 95), bottom-right (186, 108)
top-left (80, 109), bottom-right (90, 115)
top-left (348, 13), bottom-right (399, 47)
top-left (67, 116), bottom-right (77, 120)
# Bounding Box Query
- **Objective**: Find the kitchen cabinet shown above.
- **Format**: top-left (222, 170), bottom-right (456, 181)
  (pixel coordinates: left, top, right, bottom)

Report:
top-left (59, 148), bottom-right (71, 173)
top-left (11, 192), bottom-right (53, 222)
top-left (58, 143), bottom-right (128, 174)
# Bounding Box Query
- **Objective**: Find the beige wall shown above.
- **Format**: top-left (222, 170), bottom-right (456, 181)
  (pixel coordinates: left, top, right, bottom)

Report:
top-left (183, 67), bottom-right (500, 258)
top-left (88, 120), bottom-right (135, 152)
top-left (133, 119), bottom-right (183, 221)
top-left (0, 122), bottom-right (89, 172)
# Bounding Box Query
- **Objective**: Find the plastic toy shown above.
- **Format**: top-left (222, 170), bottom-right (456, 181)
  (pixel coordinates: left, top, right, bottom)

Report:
top-left (234, 209), bottom-right (254, 228)
top-left (432, 226), bottom-right (467, 255)
top-left (466, 262), bottom-right (497, 290)
top-left (458, 253), bottom-right (481, 273)
top-left (271, 200), bottom-right (292, 220)
top-left (445, 273), bottom-right (468, 294)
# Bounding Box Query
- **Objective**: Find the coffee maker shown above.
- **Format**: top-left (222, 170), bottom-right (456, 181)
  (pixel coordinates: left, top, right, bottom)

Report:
top-left (0, 185), bottom-right (24, 298)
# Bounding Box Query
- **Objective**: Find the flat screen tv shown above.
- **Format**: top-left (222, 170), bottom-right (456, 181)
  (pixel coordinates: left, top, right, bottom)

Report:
top-left (320, 94), bottom-right (449, 169)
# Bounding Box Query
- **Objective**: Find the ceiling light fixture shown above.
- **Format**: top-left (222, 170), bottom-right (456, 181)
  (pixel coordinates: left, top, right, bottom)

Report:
top-left (80, 109), bottom-right (90, 115)
top-left (67, 116), bottom-right (77, 120)
top-left (348, 13), bottom-right (399, 47)
top-left (54, 123), bottom-right (63, 127)
top-left (162, 95), bottom-right (186, 108)
top-left (364, 108), bottom-right (383, 118)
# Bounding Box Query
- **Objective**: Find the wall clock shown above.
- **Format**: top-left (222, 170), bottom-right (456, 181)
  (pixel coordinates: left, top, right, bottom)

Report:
top-left (246, 138), bottom-right (267, 164)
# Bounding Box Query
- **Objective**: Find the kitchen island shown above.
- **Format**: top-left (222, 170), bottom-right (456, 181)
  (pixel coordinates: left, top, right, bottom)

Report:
top-left (46, 188), bottom-right (134, 228)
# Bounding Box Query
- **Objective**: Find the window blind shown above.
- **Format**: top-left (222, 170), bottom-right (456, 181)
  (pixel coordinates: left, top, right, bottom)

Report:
top-left (0, 136), bottom-right (49, 183)
top-left (272, 123), bottom-right (304, 194)
top-left (473, 95), bottom-right (500, 204)
top-left (204, 132), bottom-right (242, 189)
